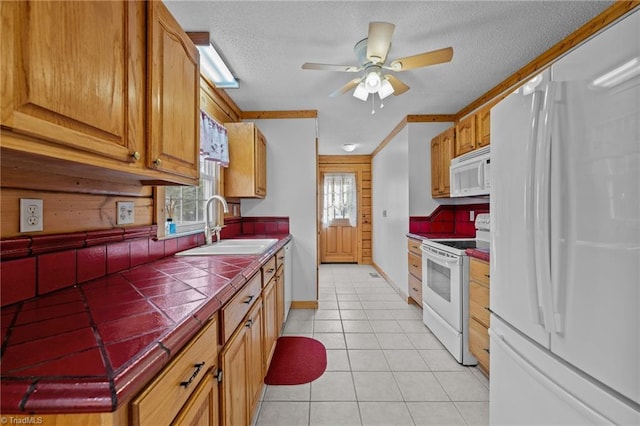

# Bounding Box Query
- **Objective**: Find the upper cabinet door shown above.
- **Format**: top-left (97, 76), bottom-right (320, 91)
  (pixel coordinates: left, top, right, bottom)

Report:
top-left (476, 107), bottom-right (491, 147)
top-left (224, 123), bottom-right (268, 198)
top-left (0, 1), bottom-right (145, 164)
top-left (147, 1), bottom-right (200, 183)
top-left (455, 114), bottom-right (476, 157)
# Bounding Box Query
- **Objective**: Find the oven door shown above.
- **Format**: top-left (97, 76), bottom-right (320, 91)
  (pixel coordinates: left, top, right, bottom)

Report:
top-left (421, 243), bottom-right (462, 331)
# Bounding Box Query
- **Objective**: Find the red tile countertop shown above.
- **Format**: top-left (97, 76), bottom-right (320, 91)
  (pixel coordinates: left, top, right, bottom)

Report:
top-left (465, 248), bottom-right (491, 262)
top-left (0, 235), bottom-right (291, 414)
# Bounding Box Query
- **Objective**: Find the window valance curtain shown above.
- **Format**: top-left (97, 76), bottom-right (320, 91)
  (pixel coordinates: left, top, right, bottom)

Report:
top-left (322, 173), bottom-right (357, 227)
top-left (200, 110), bottom-right (229, 166)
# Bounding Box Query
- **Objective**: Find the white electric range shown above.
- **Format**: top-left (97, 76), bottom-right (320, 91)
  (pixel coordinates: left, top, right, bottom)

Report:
top-left (420, 213), bottom-right (490, 365)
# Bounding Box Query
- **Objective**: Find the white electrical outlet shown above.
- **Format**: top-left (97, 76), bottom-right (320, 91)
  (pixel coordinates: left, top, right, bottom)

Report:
top-left (20, 198), bottom-right (43, 232)
top-left (117, 201), bottom-right (135, 225)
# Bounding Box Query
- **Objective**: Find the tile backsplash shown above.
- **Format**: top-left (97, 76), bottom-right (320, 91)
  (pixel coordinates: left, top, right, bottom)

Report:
top-left (409, 203), bottom-right (489, 236)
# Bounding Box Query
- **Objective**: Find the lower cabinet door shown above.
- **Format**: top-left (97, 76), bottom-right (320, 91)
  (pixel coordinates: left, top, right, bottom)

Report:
top-left (276, 268), bottom-right (285, 331)
top-left (172, 372), bottom-right (218, 426)
top-left (220, 300), bottom-right (264, 426)
top-left (220, 326), bottom-right (249, 426)
top-left (262, 278), bottom-right (278, 369)
top-left (469, 317), bottom-right (490, 375)
top-left (247, 302), bottom-right (264, 415)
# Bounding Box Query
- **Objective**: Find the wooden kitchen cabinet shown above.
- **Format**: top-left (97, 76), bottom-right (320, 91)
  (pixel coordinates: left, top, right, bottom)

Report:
top-left (131, 316), bottom-right (219, 425)
top-left (468, 257), bottom-right (490, 376)
top-left (476, 106), bottom-right (491, 148)
top-left (430, 127), bottom-right (454, 198)
top-left (147, 1), bottom-right (200, 183)
top-left (407, 238), bottom-right (423, 307)
top-left (455, 114), bottom-right (477, 157)
top-left (262, 251), bottom-right (285, 376)
top-left (275, 249), bottom-right (286, 330)
top-left (220, 299), bottom-right (263, 426)
top-left (454, 106), bottom-right (491, 158)
top-left (0, 0), bottom-right (200, 186)
top-left (0, 1), bottom-right (145, 167)
top-left (262, 274), bottom-right (278, 369)
top-left (172, 372), bottom-right (218, 426)
top-left (224, 123), bottom-right (267, 198)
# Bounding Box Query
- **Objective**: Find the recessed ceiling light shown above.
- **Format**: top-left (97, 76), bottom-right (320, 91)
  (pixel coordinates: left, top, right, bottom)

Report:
top-left (342, 144), bottom-right (357, 152)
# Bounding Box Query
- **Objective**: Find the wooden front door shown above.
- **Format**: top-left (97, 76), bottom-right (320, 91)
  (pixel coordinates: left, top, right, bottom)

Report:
top-left (320, 172), bottom-right (358, 263)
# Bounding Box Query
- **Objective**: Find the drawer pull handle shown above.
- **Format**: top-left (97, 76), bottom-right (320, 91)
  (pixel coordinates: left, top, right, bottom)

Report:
top-left (413, 287), bottom-right (419, 291)
top-left (180, 362), bottom-right (206, 388)
top-left (484, 307), bottom-right (491, 312)
top-left (484, 274), bottom-right (490, 278)
top-left (266, 268), bottom-right (275, 273)
top-left (412, 264), bottom-right (419, 268)
top-left (245, 319), bottom-right (253, 328)
top-left (483, 348), bottom-right (490, 354)
top-left (244, 295), bottom-right (255, 304)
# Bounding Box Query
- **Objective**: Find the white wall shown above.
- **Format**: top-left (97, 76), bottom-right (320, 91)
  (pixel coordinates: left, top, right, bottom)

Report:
top-left (408, 122), bottom-right (452, 215)
top-left (372, 121), bottom-right (462, 297)
top-left (372, 127), bottom-right (410, 297)
top-left (240, 118), bottom-right (318, 302)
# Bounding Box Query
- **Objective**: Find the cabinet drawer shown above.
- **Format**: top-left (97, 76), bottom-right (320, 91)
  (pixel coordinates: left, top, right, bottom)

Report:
top-left (262, 255), bottom-right (277, 287)
top-left (131, 317), bottom-right (218, 426)
top-left (470, 258), bottom-right (490, 287)
top-left (408, 274), bottom-right (422, 307)
top-left (407, 238), bottom-right (422, 256)
top-left (469, 317), bottom-right (490, 373)
top-left (222, 273), bottom-right (262, 343)
top-left (275, 248), bottom-right (285, 269)
top-left (408, 252), bottom-right (422, 279)
top-left (469, 282), bottom-right (490, 328)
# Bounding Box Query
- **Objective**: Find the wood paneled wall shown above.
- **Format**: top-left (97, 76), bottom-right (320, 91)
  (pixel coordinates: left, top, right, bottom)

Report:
top-left (319, 155), bottom-right (372, 264)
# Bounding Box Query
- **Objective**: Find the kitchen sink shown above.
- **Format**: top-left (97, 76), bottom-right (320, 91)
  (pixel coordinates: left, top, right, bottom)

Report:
top-left (175, 238), bottom-right (279, 256)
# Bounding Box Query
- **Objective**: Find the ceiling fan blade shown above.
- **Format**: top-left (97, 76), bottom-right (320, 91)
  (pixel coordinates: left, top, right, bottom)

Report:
top-left (330, 78), bottom-right (362, 97)
top-left (389, 47), bottom-right (453, 71)
top-left (302, 63), bottom-right (361, 72)
top-left (385, 74), bottom-right (410, 95)
top-left (366, 22), bottom-right (395, 64)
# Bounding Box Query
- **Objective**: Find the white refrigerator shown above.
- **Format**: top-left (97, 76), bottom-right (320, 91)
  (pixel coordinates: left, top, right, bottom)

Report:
top-left (490, 10), bottom-right (640, 425)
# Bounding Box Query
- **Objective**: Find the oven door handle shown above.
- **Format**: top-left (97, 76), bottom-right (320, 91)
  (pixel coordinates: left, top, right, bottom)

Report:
top-left (421, 247), bottom-right (461, 266)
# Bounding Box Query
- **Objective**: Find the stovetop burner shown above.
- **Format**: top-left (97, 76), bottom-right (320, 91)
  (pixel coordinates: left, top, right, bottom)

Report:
top-left (435, 240), bottom-right (478, 250)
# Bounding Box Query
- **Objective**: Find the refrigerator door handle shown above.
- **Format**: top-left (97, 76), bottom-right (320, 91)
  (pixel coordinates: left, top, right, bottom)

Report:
top-left (490, 328), bottom-right (613, 424)
top-left (533, 80), bottom-right (558, 334)
top-left (525, 89), bottom-right (545, 327)
top-left (544, 80), bottom-right (569, 334)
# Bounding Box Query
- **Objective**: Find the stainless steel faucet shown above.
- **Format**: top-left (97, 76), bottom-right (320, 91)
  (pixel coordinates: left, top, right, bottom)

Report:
top-left (204, 195), bottom-right (229, 245)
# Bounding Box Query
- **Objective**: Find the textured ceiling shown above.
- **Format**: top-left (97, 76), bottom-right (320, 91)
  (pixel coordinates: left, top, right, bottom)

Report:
top-left (164, 1), bottom-right (613, 155)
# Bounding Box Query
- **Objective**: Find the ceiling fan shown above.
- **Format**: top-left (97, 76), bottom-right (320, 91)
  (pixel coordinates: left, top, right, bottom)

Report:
top-left (302, 22), bottom-right (453, 104)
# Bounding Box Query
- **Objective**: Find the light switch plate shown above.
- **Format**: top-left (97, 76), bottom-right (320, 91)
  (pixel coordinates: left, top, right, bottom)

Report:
top-left (20, 198), bottom-right (43, 232)
top-left (117, 201), bottom-right (135, 225)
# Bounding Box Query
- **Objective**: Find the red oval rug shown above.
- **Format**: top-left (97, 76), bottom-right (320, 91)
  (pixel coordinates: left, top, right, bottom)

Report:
top-left (264, 336), bottom-right (327, 385)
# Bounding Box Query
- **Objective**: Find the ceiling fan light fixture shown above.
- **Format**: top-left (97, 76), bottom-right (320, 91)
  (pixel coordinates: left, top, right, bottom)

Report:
top-left (342, 144), bottom-right (357, 152)
top-left (365, 71), bottom-right (382, 92)
top-left (353, 82), bottom-right (369, 101)
top-left (378, 79), bottom-right (394, 99)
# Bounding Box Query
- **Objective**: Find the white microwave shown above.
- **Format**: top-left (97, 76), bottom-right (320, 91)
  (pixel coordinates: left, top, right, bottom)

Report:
top-left (450, 146), bottom-right (490, 197)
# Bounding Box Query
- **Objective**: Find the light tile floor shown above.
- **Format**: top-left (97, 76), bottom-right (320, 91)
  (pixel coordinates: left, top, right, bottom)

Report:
top-left (254, 264), bottom-right (489, 426)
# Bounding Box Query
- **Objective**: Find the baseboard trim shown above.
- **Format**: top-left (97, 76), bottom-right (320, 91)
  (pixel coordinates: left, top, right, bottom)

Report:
top-left (291, 301), bottom-right (318, 309)
top-left (371, 262), bottom-right (409, 301)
